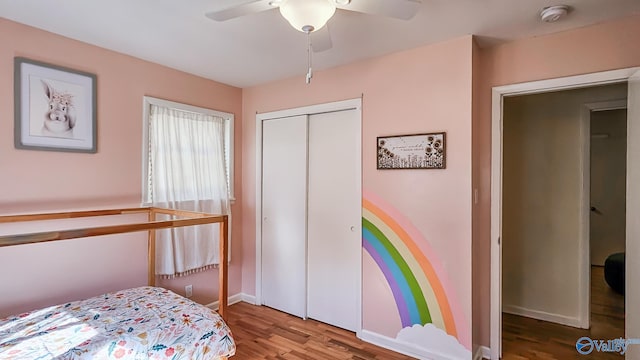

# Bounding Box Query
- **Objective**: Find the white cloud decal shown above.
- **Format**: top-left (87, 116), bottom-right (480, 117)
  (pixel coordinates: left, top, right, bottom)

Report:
top-left (396, 324), bottom-right (471, 360)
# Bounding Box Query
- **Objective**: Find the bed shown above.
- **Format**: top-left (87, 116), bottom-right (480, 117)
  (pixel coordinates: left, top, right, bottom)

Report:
top-left (0, 207), bottom-right (235, 360)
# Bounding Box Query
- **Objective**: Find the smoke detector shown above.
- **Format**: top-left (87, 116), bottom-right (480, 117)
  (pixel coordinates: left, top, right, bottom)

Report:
top-left (540, 5), bottom-right (570, 23)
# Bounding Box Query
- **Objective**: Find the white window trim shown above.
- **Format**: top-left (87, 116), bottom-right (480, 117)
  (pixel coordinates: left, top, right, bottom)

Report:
top-left (141, 96), bottom-right (235, 205)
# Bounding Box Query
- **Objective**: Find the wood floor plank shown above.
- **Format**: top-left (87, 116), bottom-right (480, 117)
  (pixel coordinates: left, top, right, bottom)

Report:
top-left (226, 303), bottom-right (415, 359)
top-left (502, 266), bottom-right (625, 359)
top-left (226, 265), bottom-right (623, 359)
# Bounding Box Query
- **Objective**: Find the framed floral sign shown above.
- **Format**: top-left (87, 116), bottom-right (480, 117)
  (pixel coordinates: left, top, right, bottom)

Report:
top-left (14, 57), bottom-right (97, 153)
top-left (377, 132), bottom-right (446, 169)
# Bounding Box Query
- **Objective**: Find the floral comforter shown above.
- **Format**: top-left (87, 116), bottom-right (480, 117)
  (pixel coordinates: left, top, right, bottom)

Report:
top-left (0, 286), bottom-right (235, 359)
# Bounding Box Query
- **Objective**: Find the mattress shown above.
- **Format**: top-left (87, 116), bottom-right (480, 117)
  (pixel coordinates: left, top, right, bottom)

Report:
top-left (0, 286), bottom-right (235, 359)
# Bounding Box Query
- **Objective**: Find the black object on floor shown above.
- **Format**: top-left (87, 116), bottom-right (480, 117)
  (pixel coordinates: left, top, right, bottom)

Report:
top-left (604, 252), bottom-right (625, 295)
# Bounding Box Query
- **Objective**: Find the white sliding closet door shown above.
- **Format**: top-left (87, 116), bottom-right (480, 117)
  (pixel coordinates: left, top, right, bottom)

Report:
top-left (261, 116), bottom-right (308, 318)
top-left (307, 109), bottom-right (361, 331)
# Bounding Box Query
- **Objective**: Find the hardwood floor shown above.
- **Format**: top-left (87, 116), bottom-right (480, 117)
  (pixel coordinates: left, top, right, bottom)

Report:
top-left (224, 266), bottom-right (623, 359)
top-left (226, 302), bottom-right (414, 360)
top-left (502, 266), bottom-right (625, 359)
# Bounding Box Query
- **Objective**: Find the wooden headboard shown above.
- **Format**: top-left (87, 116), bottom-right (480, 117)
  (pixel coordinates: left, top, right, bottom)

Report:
top-left (0, 207), bottom-right (229, 319)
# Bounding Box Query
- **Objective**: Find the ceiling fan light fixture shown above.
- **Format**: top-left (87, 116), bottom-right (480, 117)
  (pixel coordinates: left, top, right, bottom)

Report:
top-left (279, 0), bottom-right (336, 32)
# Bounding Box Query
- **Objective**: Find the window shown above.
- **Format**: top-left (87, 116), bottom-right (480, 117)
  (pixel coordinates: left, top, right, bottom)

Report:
top-left (142, 96), bottom-right (234, 204)
top-left (142, 96), bottom-right (233, 276)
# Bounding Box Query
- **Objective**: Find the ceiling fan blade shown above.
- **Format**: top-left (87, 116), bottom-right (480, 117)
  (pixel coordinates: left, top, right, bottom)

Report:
top-left (311, 25), bottom-right (332, 53)
top-left (337, 0), bottom-right (422, 20)
top-left (205, 0), bottom-right (274, 21)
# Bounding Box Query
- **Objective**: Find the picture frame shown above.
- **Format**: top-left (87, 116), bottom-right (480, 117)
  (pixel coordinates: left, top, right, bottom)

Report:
top-left (14, 57), bottom-right (97, 153)
top-left (377, 132), bottom-right (446, 169)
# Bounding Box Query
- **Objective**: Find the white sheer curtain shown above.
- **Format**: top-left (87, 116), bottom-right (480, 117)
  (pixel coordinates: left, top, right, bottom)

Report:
top-left (145, 104), bottom-right (230, 277)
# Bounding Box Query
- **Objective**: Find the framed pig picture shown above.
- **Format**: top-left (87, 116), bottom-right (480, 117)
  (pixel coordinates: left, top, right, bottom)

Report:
top-left (14, 57), bottom-right (97, 153)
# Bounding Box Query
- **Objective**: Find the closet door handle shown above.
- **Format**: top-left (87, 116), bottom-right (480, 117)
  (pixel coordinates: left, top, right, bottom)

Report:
top-left (350, 226), bottom-right (356, 232)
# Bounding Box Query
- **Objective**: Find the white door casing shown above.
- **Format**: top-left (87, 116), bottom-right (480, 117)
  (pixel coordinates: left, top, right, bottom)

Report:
top-left (490, 68), bottom-right (640, 360)
top-left (625, 70), bottom-right (640, 360)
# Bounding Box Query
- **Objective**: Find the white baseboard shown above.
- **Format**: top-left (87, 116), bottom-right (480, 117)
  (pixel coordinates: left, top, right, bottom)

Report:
top-left (206, 292), bottom-right (255, 310)
top-left (503, 304), bottom-right (583, 328)
top-left (359, 330), bottom-right (469, 360)
top-left (473, 346), bottom-right (490, 360)
top-left (240, 293), bottom-right (256, 305)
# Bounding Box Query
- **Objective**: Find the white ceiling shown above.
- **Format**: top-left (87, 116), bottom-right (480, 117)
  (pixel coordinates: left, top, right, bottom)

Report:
top-left (1, 0), bottom-right (639, 88)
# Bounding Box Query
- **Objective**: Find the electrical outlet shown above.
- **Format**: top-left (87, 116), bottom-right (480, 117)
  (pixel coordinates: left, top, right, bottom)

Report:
top-left (185, 285), bottom-right (193, 298)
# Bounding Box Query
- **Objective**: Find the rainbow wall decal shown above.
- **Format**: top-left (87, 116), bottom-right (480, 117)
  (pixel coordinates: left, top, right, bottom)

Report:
top-left (362, 196), bottom-right (458, 339)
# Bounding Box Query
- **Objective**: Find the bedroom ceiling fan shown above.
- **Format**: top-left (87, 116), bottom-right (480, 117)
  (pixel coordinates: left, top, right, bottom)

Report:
top-left (206, 0), bottom-right (422, 83)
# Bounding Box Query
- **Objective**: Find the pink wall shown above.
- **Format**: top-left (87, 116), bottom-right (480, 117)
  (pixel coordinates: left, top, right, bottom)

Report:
top-left (5, 9), bottom-right (639, 353)
top-left (474, 14), bottom-right (640, 347)
top-left (242, 36), bottom-right (474, 349)
top-left (0, 214), bottom-right (148, 316)
top-left (0, 18), bottom-right (243, 313)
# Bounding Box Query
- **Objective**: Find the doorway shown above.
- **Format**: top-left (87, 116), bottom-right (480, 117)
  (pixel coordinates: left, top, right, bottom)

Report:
top-left (498, 86), bottom-right (627, 357)
top-left (589, 107), bottom-right (627, 348)
top-left (590, 107), bottom-right (627, 269)
top-left (490, 68), bottom-right (640, 359)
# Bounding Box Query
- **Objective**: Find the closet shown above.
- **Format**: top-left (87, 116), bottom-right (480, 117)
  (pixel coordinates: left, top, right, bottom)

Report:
top-left (258, 100), bottom-right (361, 332)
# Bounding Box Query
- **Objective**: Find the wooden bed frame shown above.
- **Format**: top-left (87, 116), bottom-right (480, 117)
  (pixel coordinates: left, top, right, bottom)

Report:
top-left (0, 207), bottom-right (229, 319)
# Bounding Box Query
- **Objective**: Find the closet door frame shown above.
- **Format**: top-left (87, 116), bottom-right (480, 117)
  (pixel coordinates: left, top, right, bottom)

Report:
top-left (255, 98), bottom-right (362, 336)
